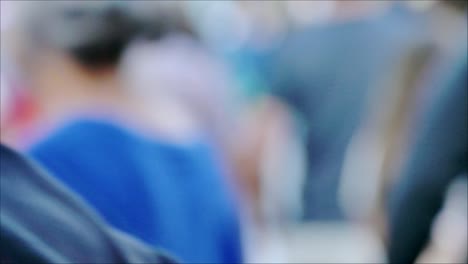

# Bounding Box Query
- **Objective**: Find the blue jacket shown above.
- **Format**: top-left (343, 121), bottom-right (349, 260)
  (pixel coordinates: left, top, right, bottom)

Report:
top-left (29, 119), bottom-right (243, 264)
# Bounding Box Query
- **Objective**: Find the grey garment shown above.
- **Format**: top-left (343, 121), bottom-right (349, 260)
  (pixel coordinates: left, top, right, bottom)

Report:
top-left (0, 144), bottom-right (176, 264)
top-left (388, 52), bottom-right (467, 264)
top-left (264, 6), bottom-right (426, 220)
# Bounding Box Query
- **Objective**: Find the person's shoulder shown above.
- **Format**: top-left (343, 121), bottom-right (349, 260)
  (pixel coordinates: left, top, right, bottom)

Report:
top-left (0, 143), bottom-right (178, 263)
top-left (44, 118), bottom-right (131, 142)
top-left (29, 118), bottom-right (134, 155)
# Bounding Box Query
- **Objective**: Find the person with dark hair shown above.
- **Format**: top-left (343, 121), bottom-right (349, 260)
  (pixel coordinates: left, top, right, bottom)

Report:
top-left (14, 1), bottom-right (243, 263)
top-left (0, 144), bottom-right (176, 264)
top-left (387, 50), bottom-right (467, 264)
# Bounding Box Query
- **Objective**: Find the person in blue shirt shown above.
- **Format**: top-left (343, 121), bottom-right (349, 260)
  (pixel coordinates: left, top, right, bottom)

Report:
top-left (29, 119), bottom-right (242, 264)
top-left (0, 144), bottom-right (177, 264)
top-left (18, 2), bottom-right (243, 263)
top-left (259, 2), bottom-right (427, 221)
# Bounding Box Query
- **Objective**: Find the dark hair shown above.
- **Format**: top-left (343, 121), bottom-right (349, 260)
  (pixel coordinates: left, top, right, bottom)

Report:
top-left (68, 5), bottom-right (141, 68)
top-left (26, 1), bottom-right (192, 69)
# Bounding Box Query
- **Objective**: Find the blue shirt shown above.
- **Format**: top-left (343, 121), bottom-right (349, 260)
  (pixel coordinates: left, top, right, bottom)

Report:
top-left (260, 6), bottom-right (427, 220)
top-left (1, 144), bottom-right (176, 264)
top-left (29, 118), bottom-right (243, 264)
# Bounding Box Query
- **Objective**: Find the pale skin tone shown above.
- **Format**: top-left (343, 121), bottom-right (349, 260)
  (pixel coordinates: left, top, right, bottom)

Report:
top-left (19, 47), bottom-right (201, 147)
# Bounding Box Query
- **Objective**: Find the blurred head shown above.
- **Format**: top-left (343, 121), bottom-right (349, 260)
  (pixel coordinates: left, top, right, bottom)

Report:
top-left (2, 0), bottom-right (197, 134)
top-left (22, 1), bottom-right (173, 73)
top-left (14, 1), bottom-right (194, 111)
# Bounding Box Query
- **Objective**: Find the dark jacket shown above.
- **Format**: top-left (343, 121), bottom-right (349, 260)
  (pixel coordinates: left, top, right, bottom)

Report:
top-left (0, 144), bottom-right (176, 264)
top-left (388, 52), bottom-right (467, 263)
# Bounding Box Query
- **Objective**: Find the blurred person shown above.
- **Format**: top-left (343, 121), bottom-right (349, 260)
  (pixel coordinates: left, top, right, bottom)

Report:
top-left (261, 0), bottom-right (425, 221)
top-left (146, 8), bottom-right (306, 263)
top-left (230, 96), bottom-right (306, 264)
top-left (340, 46), bottom-right (435, 243)
top-left (184, 0), bottom-right (305, 226)
top-left (0, 144), bottom-right (176, 264)
top-left (2, 36), bottom-right (174, 262)
top-left (121, 32), bottom-right (240, 163)
top-left (340, 0), bottom-right (468, 244)
top-left (14, 1), bottom-right (243, 263)
top-left (387, 49), bottom-right (467, 264)
top-left (180, 3), bottom-right (307, 262)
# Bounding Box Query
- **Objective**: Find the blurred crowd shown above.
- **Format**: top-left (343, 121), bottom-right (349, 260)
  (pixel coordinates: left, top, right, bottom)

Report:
top-left (0, 0), bottom-right (467, 263)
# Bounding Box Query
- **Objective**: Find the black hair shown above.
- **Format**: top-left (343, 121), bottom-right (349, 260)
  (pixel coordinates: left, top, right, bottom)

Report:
top-left (69, 5), bottom-right (139, 68)
top-left (27, 1), bottom-right (194, 69)
top-left (67, 4), bottom-right (167, 69)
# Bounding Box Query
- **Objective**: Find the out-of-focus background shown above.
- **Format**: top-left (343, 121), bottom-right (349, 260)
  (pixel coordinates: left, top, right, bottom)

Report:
top-left (1, 1), bottom-right (467, 263)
